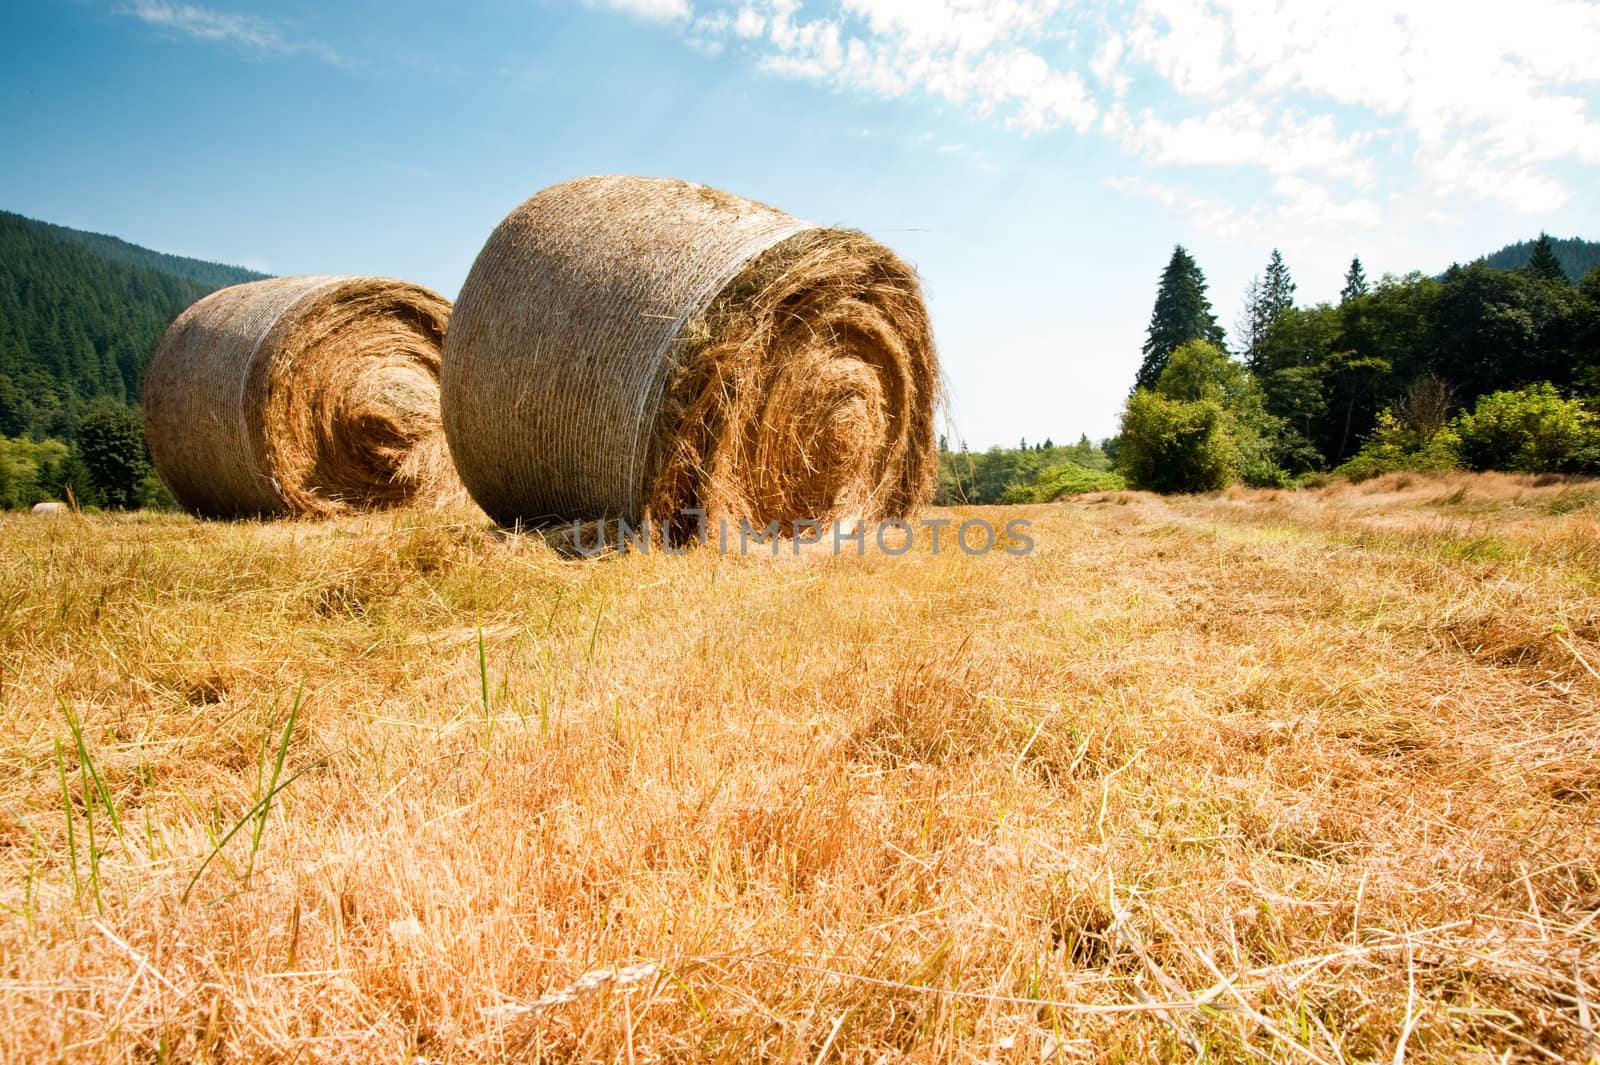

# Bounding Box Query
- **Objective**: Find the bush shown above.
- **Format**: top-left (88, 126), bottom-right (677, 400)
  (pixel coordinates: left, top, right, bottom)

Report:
top-left (1453, 384), bottom-right (1600, 473)
top-left (76, 402), bottom-right (150, 509)
top-left (0, 435), bottom-right (71, 509)
top-left (1154, 340), bottom-right (1289, 488)
top-left (1117, 390), bottom-right (1234, 493)
top-left (936, 438), bottom-right (1116, 505)
top-left (1334, 410), bottom-right (1462, 482)
top-left (0, 448), bottom-right (13, 509)
top-left (999, 462), bottom-right (1126, 503)
top-left (54, 452), bottom-right (100, 509)
top-left (138, 471), bottom-right (177, 511)
top-left (1155, 340), bottom-right (1246, 404)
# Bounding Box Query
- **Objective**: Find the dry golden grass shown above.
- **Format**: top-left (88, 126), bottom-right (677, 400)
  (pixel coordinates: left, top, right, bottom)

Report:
top-left (1, 470), bottom-right (1597, 1063)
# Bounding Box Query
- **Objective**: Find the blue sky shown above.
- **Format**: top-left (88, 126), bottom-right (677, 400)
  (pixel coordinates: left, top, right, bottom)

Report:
top-left (3, 1), bottom-right (1598, 446)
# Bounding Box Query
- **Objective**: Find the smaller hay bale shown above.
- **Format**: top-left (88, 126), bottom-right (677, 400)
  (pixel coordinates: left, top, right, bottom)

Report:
top-left (30, 501), bottom-right (65, 516)
top-left (143, 276), bottom-right (460, 518)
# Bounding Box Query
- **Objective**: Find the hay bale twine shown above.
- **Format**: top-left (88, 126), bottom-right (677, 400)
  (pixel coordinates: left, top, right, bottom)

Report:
top-left (143, 276), bottom-right (459, 518)
top-left (442, 175), bottom-right (940, 533)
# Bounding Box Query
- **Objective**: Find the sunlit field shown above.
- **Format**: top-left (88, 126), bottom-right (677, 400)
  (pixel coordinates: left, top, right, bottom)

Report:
top-left (2, 472), bottom-right (1598, 1063)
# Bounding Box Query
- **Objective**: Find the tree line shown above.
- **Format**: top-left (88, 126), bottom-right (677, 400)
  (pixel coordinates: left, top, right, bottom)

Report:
top-left (1117, 234), bottom-right (1600, 491)
top-left (938, 234), bottom-right (1599, 506)
top-left (936, 435), bottom-right (1123, 505)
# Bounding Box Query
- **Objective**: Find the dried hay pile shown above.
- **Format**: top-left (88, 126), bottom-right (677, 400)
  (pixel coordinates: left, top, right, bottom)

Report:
top-left (143, 276), bottom-right (459, 518)
top-left (441, 175), bottom-right (940, 534)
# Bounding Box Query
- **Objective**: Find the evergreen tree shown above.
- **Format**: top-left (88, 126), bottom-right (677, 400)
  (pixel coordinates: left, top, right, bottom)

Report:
top-left (1137, 245), bottom-right (1225, 390)
top-left (1482, 234), bottom-right (1600, 278)
top-left (1242, 250), bottom-right (1297, 373)
top-left (1263, 249), bottom-right (1296, 320)
top-left (1527, 233), bottom-right (1568, 284)
top-left (1235, 275), bottom-right (1264, 368)
top-left (1340, 256), bottom-right (1369, 303)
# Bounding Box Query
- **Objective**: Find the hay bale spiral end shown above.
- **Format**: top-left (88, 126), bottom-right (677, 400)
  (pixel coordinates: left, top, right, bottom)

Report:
top-left (143, 275), bottom-right (459, 518)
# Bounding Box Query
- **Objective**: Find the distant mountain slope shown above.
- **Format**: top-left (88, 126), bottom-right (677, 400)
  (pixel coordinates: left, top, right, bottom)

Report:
top-left (0, 211), bottom-right (268, 438)
top-left (1478, 235), bottom-right (1600, 282)
top-left (28, 214), bottom-right (265, 291)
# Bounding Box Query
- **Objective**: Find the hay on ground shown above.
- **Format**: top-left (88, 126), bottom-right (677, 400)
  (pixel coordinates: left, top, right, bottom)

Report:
top-left (441, 175), bottom-right (940, 535)
top-left (143, 276), bottom-right (460, 518)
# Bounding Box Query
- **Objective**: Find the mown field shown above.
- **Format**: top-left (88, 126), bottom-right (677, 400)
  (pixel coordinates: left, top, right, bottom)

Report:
top-left (2, 473), bottom-right (1598, 1063)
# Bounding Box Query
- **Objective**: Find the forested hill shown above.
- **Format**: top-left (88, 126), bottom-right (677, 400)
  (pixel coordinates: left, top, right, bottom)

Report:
top-left (0, 210), bottom-right (267, 439)
top-left (1477, 235), bottom-right (1600, 281)
top-left (30, 215), bottom-right (265, 291)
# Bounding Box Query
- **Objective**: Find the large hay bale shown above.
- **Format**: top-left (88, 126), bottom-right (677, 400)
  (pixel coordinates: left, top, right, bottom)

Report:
top-left (442, 175), bottom-right (940, 534)
top-left (144, 276), bottom-right (459, 518)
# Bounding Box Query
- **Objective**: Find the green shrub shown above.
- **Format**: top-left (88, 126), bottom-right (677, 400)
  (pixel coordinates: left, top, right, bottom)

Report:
top-left (1155, 340), bottom-right (1246, 404)
top-left (0, 435), bottom-right (71, 509)
top-left (137, 471), bottom-right (177, 511)
top-left (1117, 390), bottom-right (1234, 493)
top-left (76, 402), bottom-right (151, 509)
top-left (1452, 384), bottom-right (1600, 473)
top-left (936, 438), bottom-right (1115, 505)
top-left (999, 462), bottom-right (1126, 503)
top-left (1153, 340), bottom-right (1289, 488)
top-left (1334, 410), bottom-right (1462, 482)
top-left (54, 452), bottom-right (100, 509)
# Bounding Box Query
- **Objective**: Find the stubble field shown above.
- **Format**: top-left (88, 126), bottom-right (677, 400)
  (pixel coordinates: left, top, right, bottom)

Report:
top-left (2, 472), bottom-right (1598, 1063)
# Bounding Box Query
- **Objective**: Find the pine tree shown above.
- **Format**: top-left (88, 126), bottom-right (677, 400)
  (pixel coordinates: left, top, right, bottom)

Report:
top-left (1235, 275), bottom-right (1264, 368)
top-left (1340, 257), bottom-right (1368, 303)
top-left (1241, 250), bottom-right (1297, 373)
top-left (1526, 233), bottom-right (1568, 284)
top-left (1263, 249), bottom-right (1296, 319)
top-left (1137, 245), bottom-right (1225, 390)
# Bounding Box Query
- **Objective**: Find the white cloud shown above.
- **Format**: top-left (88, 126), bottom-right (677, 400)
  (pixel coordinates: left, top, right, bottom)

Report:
top-left (688, 9), bottom-right (732, 50)
top-left (1111, 0), bottom-right (1600, 211)
top-left (1105, 99), bottom-right (1376, 186)
top-left (673, 1), bottom-right (1097, 132)
top-left (973, 47), bottom-right (1095, 131)
top-left (1106, 173), bottom-right (1379, 240)
top-left (1124, 0), bottom-right (1238, 96)
top-left (734, 6), bottom-right (766, 36)
top-left (120, 1), bottom-right (337, 61)
top-left (580, 1), bottom-right (1600, 221)
top-left (1088, 31), bottom-right (1128, 97)
top-left (586, 0), bottom-right (694, 21)
top-left (1269, 175), bottom-right (1379, 228)
top-left (840, 0), bottom-right (1066, 54)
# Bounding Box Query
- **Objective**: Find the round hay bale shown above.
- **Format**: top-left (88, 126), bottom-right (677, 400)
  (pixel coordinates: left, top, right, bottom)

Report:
top-left (442, 175), bottom-right (940, 535)
top-left (143, 276), bottom-right (459, 518)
